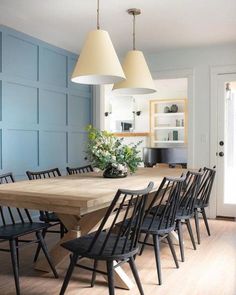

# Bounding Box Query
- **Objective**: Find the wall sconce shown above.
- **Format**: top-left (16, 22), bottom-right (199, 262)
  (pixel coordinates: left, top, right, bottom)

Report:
top-left (133, 110), bottom-right (141, 116)
top-left (104, 111), bottom-right (112, 117)
top-left (105, 103), bottom-right (113, 117)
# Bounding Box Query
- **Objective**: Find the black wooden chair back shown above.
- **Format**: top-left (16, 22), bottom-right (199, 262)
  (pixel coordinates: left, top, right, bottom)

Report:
top-left (66, 165), bottom-right (93, 175)
top-left (26, 168), bottom-right (61, 180)
top-left (178, 171), bottom-right (202, 216)
top-left (86, 182), bottom-right (154, 257)
top-left (0, 173), bottom-right (33, 226)
top-left (197, 167), bottom-right (216, 206)
top-left (144, 176), bottom-right (185, 231)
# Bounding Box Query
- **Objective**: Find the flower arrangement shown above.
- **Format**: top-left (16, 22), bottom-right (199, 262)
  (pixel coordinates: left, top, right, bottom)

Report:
top-left (86, 125), bottom-right (142, 177)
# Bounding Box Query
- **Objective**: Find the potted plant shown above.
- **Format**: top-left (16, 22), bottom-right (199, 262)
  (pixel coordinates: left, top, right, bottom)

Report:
top-left (86, 125), bottom-right (142, 178)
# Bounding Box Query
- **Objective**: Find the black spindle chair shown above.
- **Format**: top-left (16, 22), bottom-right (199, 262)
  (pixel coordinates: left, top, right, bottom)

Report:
top-left (59, 182), bottom-right (154, 295)
top-left (138, 175), bottom-right (185, 285)
top-left (194, 167), bottom-right (216, 244)
top-left (0, 172), bottom-right (58, 295)
top-left (66, 165), bottom-right (93, 175)
top-left (26, 168), bottom-right (67, 262)
top-left (175, 171), bottom-right (202, 262)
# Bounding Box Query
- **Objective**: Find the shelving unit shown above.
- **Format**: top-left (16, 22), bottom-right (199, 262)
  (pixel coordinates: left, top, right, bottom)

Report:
top-left (149, 99), bottom-right (188, 147)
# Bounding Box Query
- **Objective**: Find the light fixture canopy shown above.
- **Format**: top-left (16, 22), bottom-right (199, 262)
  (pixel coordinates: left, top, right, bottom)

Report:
top-left (112, 8), bottom-right (156, 95)
top-left (71, 0), bottom-right (125, 85)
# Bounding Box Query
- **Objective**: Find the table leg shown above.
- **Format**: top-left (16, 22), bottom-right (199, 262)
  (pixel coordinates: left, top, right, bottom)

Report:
top-left (34, 210), bottom-right (134, 290)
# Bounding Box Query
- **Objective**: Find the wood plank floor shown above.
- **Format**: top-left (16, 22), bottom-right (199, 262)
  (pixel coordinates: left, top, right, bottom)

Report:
top-left (0, 219), bottom-right (235, 295)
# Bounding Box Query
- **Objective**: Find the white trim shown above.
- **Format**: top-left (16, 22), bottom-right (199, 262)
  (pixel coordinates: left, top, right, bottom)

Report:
top-left (151, 68), bottom-right (195, 168)
top-left (210, 64), bottom-right (236, 218)
top-left (92, 85), bottom-right (105, 130)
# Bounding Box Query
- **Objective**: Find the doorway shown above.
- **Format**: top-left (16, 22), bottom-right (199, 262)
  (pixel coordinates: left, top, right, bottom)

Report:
top-left (216, 73), bottom-right (236, 217)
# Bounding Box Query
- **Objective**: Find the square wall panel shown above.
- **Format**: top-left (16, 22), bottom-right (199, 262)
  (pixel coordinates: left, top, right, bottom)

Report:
top-left (68, 95), bottom-right (91, 129)
top-left (39, 89), bottom-right (66, 126)
top-left (5, 129), bottom-right (38, 174)
top-left (68, 132), bottom-right (87, 166)
top-left (5, 34), bottom-right (38, 80)
top-left (68, 57), bottom-right (91, 93)
top-left (40, 47), bottom-right (67, 87)
top-left (4, 82), bottom-right (38, 124)
top-left (0, 32), bottom-right (2, 73)
top-left (40, 131), bottom-right (67, 168)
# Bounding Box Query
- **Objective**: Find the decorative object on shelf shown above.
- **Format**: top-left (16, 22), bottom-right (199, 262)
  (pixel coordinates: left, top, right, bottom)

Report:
top-left (112, 8), bottom-right (156, 95)
top-left (86, 125), bottom-right (142, 177)
top-left (164, 106), bottom-right (170, 113)
top-left (181, 119), bottom-right (184, 126)
top-left (176, 119), bottom-right (180, 127)
top-left (71, 0), bottom-right (125, 85)
top-left (173, 130), bottom-right (178, 141)
top-left (170, 104), bottom-right (178, 113)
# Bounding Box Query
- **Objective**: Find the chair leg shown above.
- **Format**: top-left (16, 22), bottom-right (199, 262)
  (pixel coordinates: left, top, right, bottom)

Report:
top-left (128, 257), bottom-right (144, 295)
top-left (35, 231), bottom-right (58, 278)
top-left (60, 223), bottom-right (65, 238)
top-left (153, 234), bottom-right (162, 285)
top-left (9, 239), bottom-right (20, 295)
top-left (201, 208), bottom-right (211, 236)
top-left (139, 233), bottom-right (149, 256)
top-left (15, 238), bottom-right (20, 269)
top-left (106, 261), bottom-right (115, 295)
top-left (91, 259), bottom-right (98, 287)
top-left (186, 219), bottom-right (196, 250)
top-left (176, 219), bottom-right (185, 262)
top-left (166, 234), bottom-right (179, 268)
top-left (34, 227), bottom-right (47, 262)
top-left (60, 254), bottom-right (78, 295)
top-left (194, 209), bottom-right (201, 244)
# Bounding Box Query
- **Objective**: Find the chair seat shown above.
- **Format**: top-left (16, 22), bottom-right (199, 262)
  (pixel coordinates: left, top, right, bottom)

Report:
top-left (175, 208), bottom-right (194, 220)
top-left (0, 222), bottom-right (49, 239)
top-left (61, 231), bottom-right (138, 260)
top-left (194, 199), bottom-right (208, 209)
top-left (140, 215), bottom-right (175, 235)
top-left (40, 212), bottom-right (60, 223)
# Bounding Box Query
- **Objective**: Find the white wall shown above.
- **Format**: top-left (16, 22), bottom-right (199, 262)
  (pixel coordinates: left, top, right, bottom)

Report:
top-left (145, 43), bottom-right (236, 169)
top-left (98, 43), bottom-right (236, 169)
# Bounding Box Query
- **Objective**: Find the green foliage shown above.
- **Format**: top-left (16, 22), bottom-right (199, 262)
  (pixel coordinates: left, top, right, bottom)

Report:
top-left (86, 125), bottom-right (142, 173)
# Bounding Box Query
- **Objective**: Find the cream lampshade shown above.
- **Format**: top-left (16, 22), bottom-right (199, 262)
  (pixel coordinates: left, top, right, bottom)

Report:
top-left (112, 50), bottom-right (156, 94)
top-left (71, 0), bottom-right (125, 85)
top-left (71, 29), bottom-right (125, 85)
top-left (112, 8), bottom-right (156, 95)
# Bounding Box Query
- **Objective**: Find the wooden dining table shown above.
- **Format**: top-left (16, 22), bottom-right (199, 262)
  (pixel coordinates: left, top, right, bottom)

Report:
top-left (0, 166), bottom-right (183, 290)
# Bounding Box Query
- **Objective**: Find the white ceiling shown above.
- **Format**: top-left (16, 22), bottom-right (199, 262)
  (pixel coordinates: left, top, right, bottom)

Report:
top-left (0, 0), bottom-right (236, 55)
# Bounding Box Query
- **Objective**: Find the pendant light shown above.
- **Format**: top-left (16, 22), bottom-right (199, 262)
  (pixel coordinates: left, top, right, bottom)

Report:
top-left (112, 8), bottom-right (156, 95)
top-left (71, 0), bottom-right (126, 85)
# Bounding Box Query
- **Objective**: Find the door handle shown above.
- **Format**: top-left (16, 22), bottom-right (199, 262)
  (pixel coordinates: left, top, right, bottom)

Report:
top-left (219, 152), bottom-right (224, 157)
top-left (219, 141), bottom-right (224, 146)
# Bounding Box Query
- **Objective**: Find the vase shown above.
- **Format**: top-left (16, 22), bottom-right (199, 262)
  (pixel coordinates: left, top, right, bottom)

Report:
top-left (103, 165), bottom-right (128, 178)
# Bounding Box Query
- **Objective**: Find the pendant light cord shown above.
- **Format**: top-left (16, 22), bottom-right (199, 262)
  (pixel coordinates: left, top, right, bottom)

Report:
top-left (97, 0), bottom-right (100, 29)
top-left (133, 12), bottom-right (136, 50)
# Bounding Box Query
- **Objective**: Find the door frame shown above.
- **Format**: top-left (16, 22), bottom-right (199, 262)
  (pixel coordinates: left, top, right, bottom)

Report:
top-left (210, 65), bottom-right (236, 218)
top-left (94, 68), bottom-right (195, 168)
top-left (151, 68), bottom-right (195, 169)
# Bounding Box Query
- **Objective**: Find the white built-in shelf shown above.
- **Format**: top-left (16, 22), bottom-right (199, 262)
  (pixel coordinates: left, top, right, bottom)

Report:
top-left (154, 112), bottom-right (184, 117)
top-left (154, 140), bottom-right (185, 144)
top-left (154, 126), bottom-right (184, 130)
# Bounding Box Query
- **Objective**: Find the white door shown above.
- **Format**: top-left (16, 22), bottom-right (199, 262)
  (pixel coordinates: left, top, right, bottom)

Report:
top-left (216, 74), bottom-right (236, 217)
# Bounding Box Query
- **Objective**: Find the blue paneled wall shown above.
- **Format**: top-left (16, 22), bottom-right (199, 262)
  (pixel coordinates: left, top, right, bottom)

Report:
top-left (0, 26), bottom-right (92, 178)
